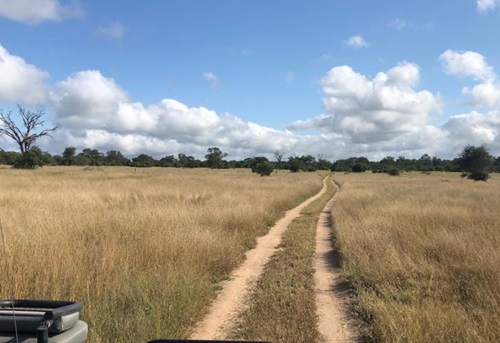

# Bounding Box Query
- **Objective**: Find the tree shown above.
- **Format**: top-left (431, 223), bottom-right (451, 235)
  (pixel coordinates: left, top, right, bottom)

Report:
top-left (13, 146), bottom-right (46, 169)
top-left (0, 106), bottom-right (57, 154)
top-left (288, 157), bottom-right (305, 173)
top-left (105, 150), bottom-right (130, 166)
top-left (274, 150), bottom-right (285, 170)
top-left (351, 163), bottom-right (367, 173)
top-left (205, 147), bottom-right (228, 169)
top-left (62, 147), bottom-right (76, 166)
top-left (131, 154), bottom-right (156, 167)
top-left (253, 160), bottom-right (275, 176)
top-left (248, 157), bottom-right (275, 176)
top-left (457, 145), bottom-right (492, 181)
top-left (80, 148), bottom-right (104, 166)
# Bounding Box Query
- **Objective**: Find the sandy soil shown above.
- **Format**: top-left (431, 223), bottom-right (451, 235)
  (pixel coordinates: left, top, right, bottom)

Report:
top-left (189, 176), bottom-right (357, 342)
top-left (314, 180), bottom-right (358, 342)
top-left (189, 176), bottom-right (329, 340)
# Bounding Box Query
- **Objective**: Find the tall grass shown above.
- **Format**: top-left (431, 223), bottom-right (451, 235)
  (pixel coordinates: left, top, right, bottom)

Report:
top-left (0, 166), bottom-right (322, 342)
top-left (332, 172), bottom-right (500, 342)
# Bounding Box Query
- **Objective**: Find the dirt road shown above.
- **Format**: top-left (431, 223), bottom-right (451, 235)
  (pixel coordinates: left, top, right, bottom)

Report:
top-left (190, 176), bottom-right (356, 342)
top-left (314, 180), bottom-right (357, 342)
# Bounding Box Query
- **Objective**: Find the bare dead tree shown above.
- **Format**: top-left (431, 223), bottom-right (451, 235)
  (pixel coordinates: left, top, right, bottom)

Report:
top-left (274, 150), bottom-right (285, 170)
top-left (0, 105), bottom-right (57, 153)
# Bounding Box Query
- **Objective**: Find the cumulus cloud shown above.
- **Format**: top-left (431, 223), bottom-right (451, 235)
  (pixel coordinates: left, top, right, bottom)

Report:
top-left (464, 82), bottom-right (500, 108)
top-left (439, 49), bottom-right (495, 81)
top-left (0, 44), bottom-right (49, 104)
top-left (443, 110), bottom-right (500, 144)
top-left (202, 72), bottom-right (221, 88)
top-left (289, 62), bottom-right (441, 146)
top-left (94, 22), bottom-right (126, 41)
top-left (441, 50), bottom-right (500, 109)
top-left (50, 70), bottom-right (129, 129)
top-left (345, 35), bottom-right (368, 48)
top-left (2, 44), bottom-right (499, 161)
top-left (47, 69), bottom-right (317, 158)
top-left (0, 0), bottom-right (83, 24)
top-left (476, 0), bottom-right (500, 12)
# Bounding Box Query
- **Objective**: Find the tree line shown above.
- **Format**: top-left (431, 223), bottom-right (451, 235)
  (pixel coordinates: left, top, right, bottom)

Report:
top-left (1, 106), bottom-right (499, 179)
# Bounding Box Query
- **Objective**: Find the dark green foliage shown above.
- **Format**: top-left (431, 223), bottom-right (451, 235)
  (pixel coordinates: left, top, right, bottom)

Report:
top-left (13, 146), bottom-right (45, 169)
top-left (131, 154), bottom-right (156, 167)
top-left (105, 150), bottom-right (130, 166)
top-left (0, 150), bottom-right (21, 165)
top-left (468, 171), bottom-right (490, 181)
top-left (205, 147), bottom-right (228, 169)
top-left (386, 168), bottom-right (400, 176)
top-left (288, 157), bottom-right (305, 172)
top-left (251, 157), bottom-right (274, 176)
top-left (61, 147), bottom-right (76, 165)
top-left (351, 163), bottom-right (367, 173)
top-left (332, 157), bottom-right (369, 172)
top-left (458, 145), bottom-right (492, 181)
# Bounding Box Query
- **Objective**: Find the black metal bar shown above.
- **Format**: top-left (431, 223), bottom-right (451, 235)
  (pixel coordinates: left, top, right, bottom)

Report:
top-left (36, 325), bottom-right (49, 343)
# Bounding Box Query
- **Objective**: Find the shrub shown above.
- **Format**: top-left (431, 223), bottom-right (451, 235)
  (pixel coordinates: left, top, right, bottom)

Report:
top-left (351, 163), bottom-right (367, 173)
top-left (253, 161), bottom-right (275, 176)
top-left (386, 168), bottom-right (400, 176)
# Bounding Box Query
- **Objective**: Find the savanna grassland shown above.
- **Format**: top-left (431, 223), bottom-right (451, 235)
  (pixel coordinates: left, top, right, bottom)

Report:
top-left (332, 172), bottom-right (500, 342)
top-left (0, 166), bottom-right (323, 343)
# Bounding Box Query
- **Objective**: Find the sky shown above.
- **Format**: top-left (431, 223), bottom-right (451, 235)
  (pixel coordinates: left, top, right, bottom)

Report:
top-left (1, 0), bottom-right (500, 161)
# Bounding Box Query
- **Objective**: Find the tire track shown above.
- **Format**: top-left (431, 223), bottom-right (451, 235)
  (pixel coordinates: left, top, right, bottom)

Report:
top-left (314, 180), bottom-right (357, 342)
top-left (189, 176), bottom-right (329, 340)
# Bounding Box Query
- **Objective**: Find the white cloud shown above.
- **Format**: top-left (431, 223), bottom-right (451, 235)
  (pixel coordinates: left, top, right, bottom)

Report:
top-left (47, 69), bottom-right (313, 158)
top-left (202, 72), bottom-right (221, 88)
top-left (2, 45), bottom-right (499, 161)
top-left (289, 62), bottom-right (441, 145)
top-left (476, 0), bottom-right (500, 12)
top-left (442, 110), bottom-right (500, 152)
top-left (463, 81), bottom-right (500, 108)
top-left (0, 44), bottom-right (49, 104)
top-left (0, 0), bottom-right (83, 24)
top-left (94, 22), bottom-right (126, 41)
top-left (50, 70), bottom-right (129, 129)
top-left (441, 50), bottom-right (500, 109)
top-left (345, 35), bottom-right (368, 48)
top-left (388, 18), bottom-right (407, 30)
top-left (439, 49), bottom-right (495, 81)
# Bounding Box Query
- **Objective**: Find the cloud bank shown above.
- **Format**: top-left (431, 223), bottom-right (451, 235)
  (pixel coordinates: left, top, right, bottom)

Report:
top-left (1, 45), bottom-right (500, 161)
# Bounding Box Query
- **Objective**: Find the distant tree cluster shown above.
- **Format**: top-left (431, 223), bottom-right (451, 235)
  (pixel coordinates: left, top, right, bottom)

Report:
top-left (0, 106), bottom-right (498, 180)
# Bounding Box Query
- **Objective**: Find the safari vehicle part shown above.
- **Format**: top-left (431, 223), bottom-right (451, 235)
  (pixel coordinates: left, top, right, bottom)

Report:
top-left (0, 300), bottom-right (88, 343)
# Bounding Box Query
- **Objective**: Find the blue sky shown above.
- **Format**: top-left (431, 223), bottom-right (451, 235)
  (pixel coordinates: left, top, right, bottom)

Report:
top-left (1, 0), bottom-right (500, 160)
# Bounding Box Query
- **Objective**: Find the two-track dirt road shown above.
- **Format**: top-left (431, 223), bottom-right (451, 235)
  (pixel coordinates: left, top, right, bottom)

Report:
top-left (189, 176), bottom-right (356, 342)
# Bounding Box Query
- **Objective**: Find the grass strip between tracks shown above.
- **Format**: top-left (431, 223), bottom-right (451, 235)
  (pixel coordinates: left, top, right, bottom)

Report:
top-left (229, 175), bottom-right (337, 343)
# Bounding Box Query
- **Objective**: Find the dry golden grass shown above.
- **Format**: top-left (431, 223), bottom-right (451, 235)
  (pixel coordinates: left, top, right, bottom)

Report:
top-left (0, 166), bottom-right (322, 343)
top-left (332, 172), bottom-right (500, 342)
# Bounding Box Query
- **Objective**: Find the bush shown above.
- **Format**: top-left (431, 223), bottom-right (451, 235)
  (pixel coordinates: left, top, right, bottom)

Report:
top-left (457, 145), bottom-right (492, 181)
top-left (13, 147), bottom-right (45, 169)
top-left (468, 171), bottom-right (490, 181)
top-left (386, 168), bottom-right (400, 176)
top-left (253, 161), bottom-right (275, 176)
top-left (351, 163), bottom-right (367, 173)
